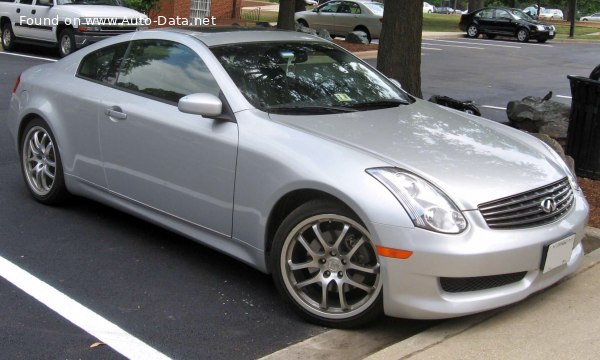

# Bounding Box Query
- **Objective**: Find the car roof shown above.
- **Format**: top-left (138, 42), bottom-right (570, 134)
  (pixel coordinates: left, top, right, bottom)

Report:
top-left (150, 27), bottom-right (328, 47)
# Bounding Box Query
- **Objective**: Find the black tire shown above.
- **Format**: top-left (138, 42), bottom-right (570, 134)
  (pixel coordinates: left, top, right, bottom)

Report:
top-left (58, 28), bottom-right (76, 57)
top-left (466, 24), bottom-right (479, 38)
top-left (297, 19), bottom-right (309, 27)
top-left (486, 34), bottom-right (497, 39)
top-left (516, 28), bottom-right (530, 42)
top-left (354, 26), bottom-right (371, 43)
top-left (20, 118), bottom-right (69, 204)
top-left (270, 199), bottom-right (383, 328)
top-left (1, 22), bottom-right (16, 51)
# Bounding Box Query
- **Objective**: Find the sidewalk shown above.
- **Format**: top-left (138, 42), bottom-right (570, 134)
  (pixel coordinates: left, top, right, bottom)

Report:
top-left (365, 233), bottom-right (600, 360)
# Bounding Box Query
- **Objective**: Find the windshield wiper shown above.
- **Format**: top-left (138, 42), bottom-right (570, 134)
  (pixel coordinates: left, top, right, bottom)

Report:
top-left (346, 99), bottom-right (410, 109)
top-left (266, 105), bottom-right (358, 114)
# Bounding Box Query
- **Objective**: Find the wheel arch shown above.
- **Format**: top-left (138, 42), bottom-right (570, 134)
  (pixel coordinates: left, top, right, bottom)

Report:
top-left (55, 22), bottom-right (72, 42)
top-left (264, 188), bottom-right (358, 272)
top-left (1, 16), bottom-right (11, 29)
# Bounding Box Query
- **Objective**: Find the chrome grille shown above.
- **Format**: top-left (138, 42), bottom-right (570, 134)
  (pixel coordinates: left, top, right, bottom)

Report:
top-left (479, 178), bottom-right (574, 229)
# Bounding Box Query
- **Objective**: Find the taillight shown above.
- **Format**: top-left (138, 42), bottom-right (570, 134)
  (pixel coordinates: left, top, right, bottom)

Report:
top-left (12, 74), bottom-right (21, 94)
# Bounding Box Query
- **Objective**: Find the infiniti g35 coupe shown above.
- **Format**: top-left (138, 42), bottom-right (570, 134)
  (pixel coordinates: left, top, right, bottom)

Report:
top-left (8, 28), bottom-right (588, 327)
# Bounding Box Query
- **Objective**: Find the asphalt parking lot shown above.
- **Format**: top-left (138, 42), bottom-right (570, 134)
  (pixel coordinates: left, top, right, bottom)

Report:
top-left (1, 37), bottom-right (599, 359)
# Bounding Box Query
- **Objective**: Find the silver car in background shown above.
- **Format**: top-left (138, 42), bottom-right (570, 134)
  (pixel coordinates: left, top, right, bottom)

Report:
top-left (8, 28), bottom-right (588, 328)
top-left (295, 0), bottom-right (383, 42)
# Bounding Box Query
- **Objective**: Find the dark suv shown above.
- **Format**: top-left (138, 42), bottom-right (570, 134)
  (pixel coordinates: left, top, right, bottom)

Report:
top-left (459, 7), bottom-right (556, 43)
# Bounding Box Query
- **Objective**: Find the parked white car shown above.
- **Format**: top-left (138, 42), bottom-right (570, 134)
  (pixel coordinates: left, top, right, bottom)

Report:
top-left (423, 2), bottom-right (435, 13)
top-left (295, 0), bottom-right (383, 43)
top-left (539, 9), bottom-right (564, 20)
top-left (581, 13), bottom-right (600, 21)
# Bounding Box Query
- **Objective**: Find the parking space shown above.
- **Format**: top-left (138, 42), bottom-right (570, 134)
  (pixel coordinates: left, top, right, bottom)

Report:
top-left (1, 37), bottom-right (599, 358)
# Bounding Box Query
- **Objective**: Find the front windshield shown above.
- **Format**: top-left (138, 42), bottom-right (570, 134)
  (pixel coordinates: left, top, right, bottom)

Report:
top-left (57, 0), bottom-right (121, 5)
top-left (510, 9), bottom-right (533, 20)
top-left (211, 42), bottom-right (411, 114)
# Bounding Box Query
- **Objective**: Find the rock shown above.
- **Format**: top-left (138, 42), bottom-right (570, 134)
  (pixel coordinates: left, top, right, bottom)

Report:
top-left (506, 95), bottom-right (570, 142)
top-left (346, 31), bottom-right (369, 44)
top-left (316, 28), bottom-right (333, 41)
top-left (295, 23), bottom-right (317, 35)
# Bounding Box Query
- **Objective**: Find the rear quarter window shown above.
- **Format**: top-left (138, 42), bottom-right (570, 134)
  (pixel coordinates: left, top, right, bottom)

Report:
top-left (77, 42), bottom-right (129, 85)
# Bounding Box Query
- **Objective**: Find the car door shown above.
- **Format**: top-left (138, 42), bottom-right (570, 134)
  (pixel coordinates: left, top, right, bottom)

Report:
top-left (26, 0), bottom-right (55, 42)
top-left (11, 0), bottom-right (35, 38)
top-left (474, 8), bottom-right (494, 33)
top-left (492, 9), bottom-right (515, 35)
top-left (98, 39), bottom-right (239, 236)
top-left (312, 1), bottom-right (340, 34)
top-left (335, 1), bottom-right (360, 35)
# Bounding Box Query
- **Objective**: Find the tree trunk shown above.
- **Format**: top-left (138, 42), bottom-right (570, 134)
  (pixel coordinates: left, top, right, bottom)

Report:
top-left (376, 1), bottom-right (423, 98)
top-left (295, 0), bottom-right (306, 13)
top-left (467, 0), bottom-right (484, 11)
top-left (277, 0), bottom-right (296, 30)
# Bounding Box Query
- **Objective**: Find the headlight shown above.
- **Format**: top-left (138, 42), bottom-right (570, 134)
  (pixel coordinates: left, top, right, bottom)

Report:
top-left (536, 25), bottom-right (545, 31)
top-left (539, 141), bottom-right (580, 191)
top-left (367, 168), bottom-right (467, 234)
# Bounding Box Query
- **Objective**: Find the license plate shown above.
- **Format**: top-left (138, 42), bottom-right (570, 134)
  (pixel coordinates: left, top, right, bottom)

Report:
top-left (542, 235), bottom-right (575, 273)
top-left (549, 31), bottom-right (554, 36)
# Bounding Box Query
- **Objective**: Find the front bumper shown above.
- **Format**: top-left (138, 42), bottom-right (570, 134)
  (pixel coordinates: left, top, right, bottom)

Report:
top-left (374, 189), bottom-right (588, 319)
top-left (530, 28), bottom-right (556, 40)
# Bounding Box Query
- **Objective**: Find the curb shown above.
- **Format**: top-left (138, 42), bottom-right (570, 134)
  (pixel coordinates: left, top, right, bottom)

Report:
top-left (364, 226), bottom-right (600, 360)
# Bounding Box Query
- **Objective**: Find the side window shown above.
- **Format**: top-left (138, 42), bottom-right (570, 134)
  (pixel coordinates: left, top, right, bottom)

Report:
top-left (495, 10), bottom-right (510, 19)
top-left (476, 9), bottom-right (493, 19)
top-left (349, 3), bottom-right (361, 14)
top-left (77, 42), bottom-right (129, 85)
top-left (116, 40), bottom-right (220, 104)
top-left (320, 1), bottom-right (340, 13)
top-left (18, 0), bottom-right (33, 4)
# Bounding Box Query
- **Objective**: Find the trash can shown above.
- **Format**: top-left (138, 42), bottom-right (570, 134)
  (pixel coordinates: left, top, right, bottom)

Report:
top-left (566, 74), bottom-right (600, 180)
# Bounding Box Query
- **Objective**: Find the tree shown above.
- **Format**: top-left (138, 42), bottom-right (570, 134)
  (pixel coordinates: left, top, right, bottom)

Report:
top-left (376, 1), bottom-right (423, 98)
top-left (278, 0), bottom-right (299, 30)
top-left (123, 0), bottom-right (162, 15)
top-left (468, 0), bottom-right (485, 11)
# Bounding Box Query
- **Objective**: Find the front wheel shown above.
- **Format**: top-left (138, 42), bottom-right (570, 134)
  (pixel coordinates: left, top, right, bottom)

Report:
top-left (466, 24), bottom-right (479, 38)
top-left (271, 200), bottom-right (383, 327)
top-left (354, 26), bottom-right (372, 43)
top-left (58, 28), bottom-right (76, 57)
top-left (516, 28), bottom-right (530, 42)
top-left (1, 23), bottom-right (16, 51)
top-left (20, 118), bottom-right (68, 204)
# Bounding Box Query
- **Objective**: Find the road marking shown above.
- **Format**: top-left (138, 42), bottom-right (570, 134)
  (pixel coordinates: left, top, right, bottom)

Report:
top-left (0, 255), bottom-right (171, 360)
top-left (0, 52), bottom-right (57, 62)
top-left (424, 39), bottom-right (522, 49)
top-left (421, 46), bottom-right (443, 51)
top-left (465, 38), bottom-right (554, 47)
top-left (481, 105), bottom-right (507, 110)
top-left (422, 42), bottom-right (485, 50)
top-left (556, 95), bottom-right (572, 99)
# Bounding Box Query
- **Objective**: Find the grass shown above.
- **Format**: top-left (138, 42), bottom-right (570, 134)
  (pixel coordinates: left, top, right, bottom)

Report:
top-left (240, 8), bottom-right (279, 23)
top-left (423, 13), bottom-right (463, 32)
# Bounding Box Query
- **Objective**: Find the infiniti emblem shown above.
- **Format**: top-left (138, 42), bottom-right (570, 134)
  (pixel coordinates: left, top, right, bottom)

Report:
top-left (540, 197), bottom-right (557, 213)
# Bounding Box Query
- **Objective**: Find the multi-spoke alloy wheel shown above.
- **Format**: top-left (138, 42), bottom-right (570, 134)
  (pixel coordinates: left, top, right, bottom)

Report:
top-left (272, 200), bottom-right (382, 327)
top-left (20, 119), bottom-right (67, 204)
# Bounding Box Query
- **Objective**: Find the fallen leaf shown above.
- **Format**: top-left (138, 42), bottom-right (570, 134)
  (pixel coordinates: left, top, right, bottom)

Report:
top-left (90, 342), bottom-right (105, 349)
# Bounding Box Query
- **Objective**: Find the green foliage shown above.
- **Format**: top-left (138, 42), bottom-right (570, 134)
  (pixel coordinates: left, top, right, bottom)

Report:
top-left (122, 0), bottom-right (161, 14)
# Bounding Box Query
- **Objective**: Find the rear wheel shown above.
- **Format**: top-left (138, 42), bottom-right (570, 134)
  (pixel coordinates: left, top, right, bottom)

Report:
top-left (466, 24), bottom-right (479, 38)
top-left (354, 26), bottom-right (371, 43)
top-left (58, 28), bottom-right (75, 57)
top-left (20, 118), bottom-right (68, 204)
top-left (516, 28), bottom-right (530, 42)
top-left (271, 200), bottom-right (383, 328)
top-left (1, 22), bottom-right (16, 51)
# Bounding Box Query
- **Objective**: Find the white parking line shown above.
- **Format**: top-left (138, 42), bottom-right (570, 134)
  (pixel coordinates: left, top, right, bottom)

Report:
top-left (0, 52), bottom-right (57, 62)
top-left (460, 38), bottom-right (554, 47)
top-left (0, 255), bottom-right (171, 360)
top-left (421, 47), bottom-right (443, 51)
top-left (481, 105), bottom-right (507, 110)
top-left (424, 39), bottom-right (522, 49)
top-left (422, 42), bottom-right (485, 50)
top-left (556, 95), bottom-right (572, 99)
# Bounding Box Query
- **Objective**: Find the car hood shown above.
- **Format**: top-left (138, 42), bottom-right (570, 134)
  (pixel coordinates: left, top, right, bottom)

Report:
top-left (55, 5), bottom-right (146, 19)
top-left (269, 100), bottom-right (566, 210)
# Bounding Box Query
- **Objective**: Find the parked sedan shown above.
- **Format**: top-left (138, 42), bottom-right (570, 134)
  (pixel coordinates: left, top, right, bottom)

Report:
top-left (460, 7), bottom-right (556, 42)
top-left (539, 9), bottom-right (564, 20)
top-left (581, 13), bottom-right (600, 21)
top-left (295, 0), bottom-right (383, 42)
top-left (8, 28), bottom-right (588, 327)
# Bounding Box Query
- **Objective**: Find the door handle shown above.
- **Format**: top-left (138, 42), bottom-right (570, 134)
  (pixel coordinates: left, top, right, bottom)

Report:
top-left (104, 106), bottom-right (127, 121)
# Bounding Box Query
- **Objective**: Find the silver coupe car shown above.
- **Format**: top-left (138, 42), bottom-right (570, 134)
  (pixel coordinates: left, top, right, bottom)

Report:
top-left (8, 28), bottom-right (588, 327)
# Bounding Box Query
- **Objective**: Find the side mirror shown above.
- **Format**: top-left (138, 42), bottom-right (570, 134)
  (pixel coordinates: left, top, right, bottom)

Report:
top-left (37, 0), bottom-right (53, 6)
top-left (178, 93), bottom-right (222, 117)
